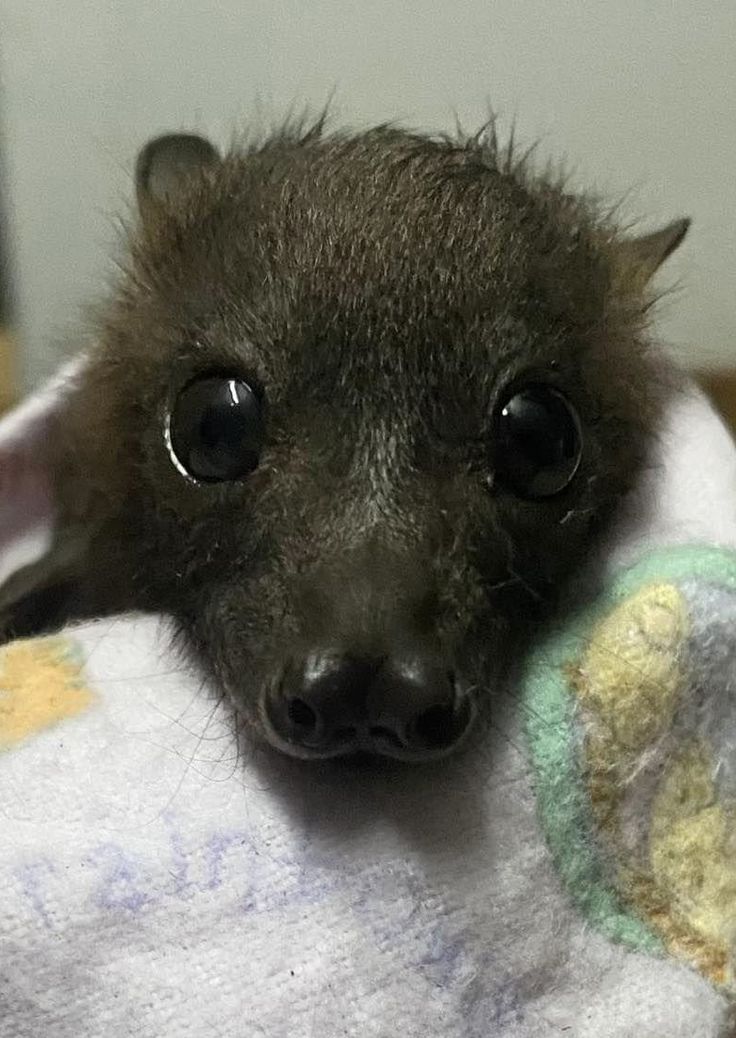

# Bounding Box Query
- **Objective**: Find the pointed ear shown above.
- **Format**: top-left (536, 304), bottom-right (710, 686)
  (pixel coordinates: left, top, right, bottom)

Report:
top-left (0, 356), bottom-right (89, 639)
top-left (621, 218), bottom-right (691, 282)
top-left (135, 132), bottom-right (220, 217)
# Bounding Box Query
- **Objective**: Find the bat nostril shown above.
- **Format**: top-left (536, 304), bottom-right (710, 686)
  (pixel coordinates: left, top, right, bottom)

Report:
top-left (409, 704), bottom-right (458, 750)
top-left (286, 697), bottom-right (319, 732)
top-left (366, 661), bottom-right (468, 754)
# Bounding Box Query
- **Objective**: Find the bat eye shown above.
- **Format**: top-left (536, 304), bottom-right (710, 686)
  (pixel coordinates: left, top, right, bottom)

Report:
top-left (167, 376), bottom-right (265, 482)
top-left (493, 383), bottom-right (582, 499)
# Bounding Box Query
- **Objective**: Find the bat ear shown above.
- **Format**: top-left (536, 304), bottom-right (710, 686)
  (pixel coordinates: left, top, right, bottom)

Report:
top-left (0, 356), bottom-right (88, 640)
top-left (135, 133), bottom-right (220, 218)
top-left (620, 218), bottom-right (691, 282)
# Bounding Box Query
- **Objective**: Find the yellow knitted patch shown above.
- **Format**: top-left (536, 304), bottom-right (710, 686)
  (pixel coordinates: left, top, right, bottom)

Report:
top-left (575, 582), bottom-right (686, 751)
top-left (0, 636), bottom-right (94, 750)
top-left (649, 742), bottom-right (736, 985)
top-left (572, 582), bottom-right (687, 829)
top-left (624, 869), bottom-right (729, 986)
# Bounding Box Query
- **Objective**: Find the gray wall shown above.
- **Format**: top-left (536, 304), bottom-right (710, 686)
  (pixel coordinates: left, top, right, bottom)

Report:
top-left (3, 0), bottom-right (735, 387)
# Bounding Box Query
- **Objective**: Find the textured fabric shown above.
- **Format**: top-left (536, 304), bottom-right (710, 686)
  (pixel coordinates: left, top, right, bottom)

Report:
top-left (0, 616), bottom-right (732, 1038)
top-left (524, 547), bottom-right (736, 995)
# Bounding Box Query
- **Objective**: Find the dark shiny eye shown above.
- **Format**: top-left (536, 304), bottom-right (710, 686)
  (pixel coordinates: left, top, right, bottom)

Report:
top-left (493, 383), bottom-right (582, 499)
top-left (167, 376), bottom-right (264, 482)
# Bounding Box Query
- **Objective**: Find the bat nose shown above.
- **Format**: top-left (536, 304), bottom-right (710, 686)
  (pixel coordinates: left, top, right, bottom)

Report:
top-left (265, 650), bottom-right (473, 758)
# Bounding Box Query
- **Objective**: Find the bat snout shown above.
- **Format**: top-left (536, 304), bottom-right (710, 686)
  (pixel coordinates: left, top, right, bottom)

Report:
top-left (263, 648), bottom-right (475, 760)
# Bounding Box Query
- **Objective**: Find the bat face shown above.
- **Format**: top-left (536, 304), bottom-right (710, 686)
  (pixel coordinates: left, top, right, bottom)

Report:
top-left (1, 121), bottom-right (687, 761)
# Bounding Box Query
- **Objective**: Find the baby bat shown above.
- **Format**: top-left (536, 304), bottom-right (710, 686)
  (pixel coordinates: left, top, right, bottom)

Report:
top-left (0, 116), bottom-right (689, 761)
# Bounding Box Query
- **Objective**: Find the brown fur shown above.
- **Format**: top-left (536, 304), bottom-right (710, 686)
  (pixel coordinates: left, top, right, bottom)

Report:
top-left (2, 116), bottom-right (688, 758)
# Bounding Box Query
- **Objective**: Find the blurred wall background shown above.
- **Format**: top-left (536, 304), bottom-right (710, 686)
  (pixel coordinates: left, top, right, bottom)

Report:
top-left (1, 0), bottom-right (735, 391)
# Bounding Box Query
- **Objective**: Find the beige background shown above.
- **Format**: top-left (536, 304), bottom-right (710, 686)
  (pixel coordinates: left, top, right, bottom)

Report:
top-left (2, 0), bottom-right (735, 389)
